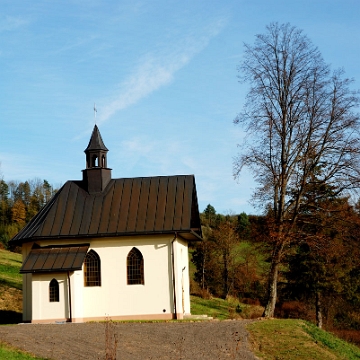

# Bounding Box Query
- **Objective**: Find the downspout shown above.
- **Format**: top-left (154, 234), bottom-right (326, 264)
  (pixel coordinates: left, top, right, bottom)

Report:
top-left (182, 266), bottom-right (186, 314)
top-left (171, 233), bottom-right (177, 319)
top-left (67, 271), bottom-right (72, 323)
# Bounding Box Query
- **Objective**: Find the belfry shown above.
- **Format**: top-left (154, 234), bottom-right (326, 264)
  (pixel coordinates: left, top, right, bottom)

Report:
top-left (82, 125), bottom-right (112, 194)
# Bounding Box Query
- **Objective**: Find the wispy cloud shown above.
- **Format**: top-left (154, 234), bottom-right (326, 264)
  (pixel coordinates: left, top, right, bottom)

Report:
top-left (0, 15), bottom-right (28, 32)
top-left (97, 18), bottom-right (227, 125)
top-left (50, 35), bottom-right (101, 56)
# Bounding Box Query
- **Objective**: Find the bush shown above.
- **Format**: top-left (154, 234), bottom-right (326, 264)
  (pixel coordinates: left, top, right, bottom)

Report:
top-left (241, 298), bottom-right (261, 306)
top-left (334, 310), bottom-right (360, 331)
top-left (275, 301), bottom-right (312, 321)
top-left (332, 329), bottom-right (360, 346)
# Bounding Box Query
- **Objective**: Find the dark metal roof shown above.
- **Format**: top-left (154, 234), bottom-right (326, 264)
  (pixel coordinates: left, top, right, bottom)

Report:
top-left (20, 244), bottom-right (89, 273)
top-left (84, 125), bottom-right (108, 152)
top-left (10, 175), bottom-right (202, 244)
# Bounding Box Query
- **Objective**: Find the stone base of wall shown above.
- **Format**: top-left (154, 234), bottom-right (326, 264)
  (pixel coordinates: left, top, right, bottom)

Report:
top-left (29, 312), bottom-right (186, 323)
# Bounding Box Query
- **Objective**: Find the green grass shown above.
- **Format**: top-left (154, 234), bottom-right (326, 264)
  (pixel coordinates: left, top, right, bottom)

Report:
top-left (303, 321), bottom-right (360, 359)
top-left (0, 249), bottom-right (22, 290)
top-left (0, 249), bottom-right (23, 322)
top-left (0, 343), bottom-right (46, 360)
top-left (190, 295), bottom-right (263, 320)
top-left (191, 295), bottom-right (234, 320)
top-left (247, 319), bottom-right (360, 360)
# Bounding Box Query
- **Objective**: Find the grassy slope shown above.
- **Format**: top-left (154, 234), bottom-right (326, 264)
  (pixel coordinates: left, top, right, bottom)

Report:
top-left (248, 319), bottom-right (360, 360)
top-left (0, 248), bottom-right (22, 290)
top-left (0, 249), bottom-right (22, 317)
top-left (191, 295), bottom-right (264, 320)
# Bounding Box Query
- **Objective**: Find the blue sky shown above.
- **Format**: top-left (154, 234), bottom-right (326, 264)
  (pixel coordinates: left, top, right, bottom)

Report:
top-left (1, 0), bottom-right (359, 215)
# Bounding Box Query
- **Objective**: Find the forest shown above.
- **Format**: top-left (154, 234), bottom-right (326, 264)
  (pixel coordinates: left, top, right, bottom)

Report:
top-left (0, 178), bottom-right (57, 248)
top-left (191, 203), bottom-right (360, 344)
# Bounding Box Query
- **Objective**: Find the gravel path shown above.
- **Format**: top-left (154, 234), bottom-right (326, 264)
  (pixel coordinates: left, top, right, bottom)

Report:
top-left (0, 320), bottom-right (258, 359)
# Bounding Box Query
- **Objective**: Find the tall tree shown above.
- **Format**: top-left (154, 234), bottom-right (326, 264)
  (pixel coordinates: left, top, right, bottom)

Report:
top-left (11, 199), bottom-right (26, 226)
top-left (286, 180), bottom-right (360, 328)
top-left (43, 179), bottom-right (53, 203)
top-left (0, 180), bottom-right (10, 225)
top-left (202, 204), bottom-right (217, 227)
top-left (212, 218), bottom-right (240, 298)
top-left (234, 23), bottom-right (360, 317)
top-left (237, 212), bottom-right (251, 239)
top-left (192, 225), bottom-right (218, 294)
top-left (193, 205), bottom-right (223, 295)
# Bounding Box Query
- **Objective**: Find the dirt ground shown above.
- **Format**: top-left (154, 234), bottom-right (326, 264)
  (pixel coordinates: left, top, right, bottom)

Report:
top-left (0, 320), bottom-right (258, 360)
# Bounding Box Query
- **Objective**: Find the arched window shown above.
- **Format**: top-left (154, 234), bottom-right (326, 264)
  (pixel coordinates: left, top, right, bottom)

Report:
top-left (49, 278), bottom-right (59, 302)
top-left (127, 247), bottom-right (144, 285)
top-left (84, 250), bottom-right (101, 286)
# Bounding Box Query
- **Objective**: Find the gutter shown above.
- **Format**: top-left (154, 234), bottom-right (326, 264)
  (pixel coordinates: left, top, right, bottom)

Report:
top-left (11, 229), bottom-right (202, 245)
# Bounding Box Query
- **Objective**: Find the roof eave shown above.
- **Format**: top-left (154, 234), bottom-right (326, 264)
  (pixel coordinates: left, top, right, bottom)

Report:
top-left (12, 229), bottom-right (202, 245)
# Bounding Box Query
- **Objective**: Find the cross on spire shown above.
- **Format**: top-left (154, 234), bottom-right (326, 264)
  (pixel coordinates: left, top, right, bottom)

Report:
top-left (94, 103), bottom-right (97, 124)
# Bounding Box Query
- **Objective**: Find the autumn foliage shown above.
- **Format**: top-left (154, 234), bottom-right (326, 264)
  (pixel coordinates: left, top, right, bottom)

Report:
top-left (0, 178), bottom-right (57, 248)
top-left (193, 202), bottom-right (360, 344)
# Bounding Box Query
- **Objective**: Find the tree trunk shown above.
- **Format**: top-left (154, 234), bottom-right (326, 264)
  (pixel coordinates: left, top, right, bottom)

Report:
top-left (201, 247), bottom-right (205, 290)
top-left (263, 259), bottom-right (280, 317)
top-left (223, 251), bottom-right (229, 298)
top-left (316, 291), bottom-right (323, 329)
top-left (263, 224), bottom-right (287, 318)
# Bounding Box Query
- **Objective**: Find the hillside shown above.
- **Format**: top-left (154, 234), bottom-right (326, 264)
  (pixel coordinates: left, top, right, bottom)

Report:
top-left (0, 248), bottom-right (22, 323)
top-left (191, 294), bottom-right (360, 358)
top-left (248, 319), bottom-right (360, 360)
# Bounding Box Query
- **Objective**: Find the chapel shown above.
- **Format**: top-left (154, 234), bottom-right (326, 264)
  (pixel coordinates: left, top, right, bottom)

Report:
top-left (10, 125), bottom-right (202, 323)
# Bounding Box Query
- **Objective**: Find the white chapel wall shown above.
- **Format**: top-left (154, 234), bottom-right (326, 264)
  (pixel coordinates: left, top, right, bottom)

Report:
top-left (23, 234), bottom-right (193, 322)
top-left (31, 272), bottom-right (69, 322)
top-left (173, 237), bottom-right (191, 317)
top-left (81, 235), bottom-right (174, 320)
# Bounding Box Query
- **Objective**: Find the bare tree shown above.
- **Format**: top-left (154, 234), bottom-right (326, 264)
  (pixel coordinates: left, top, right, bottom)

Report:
top-left (234, 23), bottom-right (360, 317)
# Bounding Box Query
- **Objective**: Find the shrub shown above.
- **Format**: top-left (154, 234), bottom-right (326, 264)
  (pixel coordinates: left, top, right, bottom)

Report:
top-left (332, 329), bottom-right (360, 346)
top-left (198, 288), bottom-right (212, 299)
top-left (241, 298), bottom-right (261, 306)
top-left (276, 301), bottom-right (311, 321)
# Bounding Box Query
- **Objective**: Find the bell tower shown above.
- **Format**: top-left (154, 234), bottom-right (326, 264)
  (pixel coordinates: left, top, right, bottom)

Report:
top-left (82, 125), bottom-right (112, 193)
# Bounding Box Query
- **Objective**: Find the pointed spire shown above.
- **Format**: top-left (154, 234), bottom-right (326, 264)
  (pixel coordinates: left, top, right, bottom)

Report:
top-left (85, 125), bottom-right (108, 152)
top-left (82, 125), bottom-right (112, 193)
